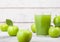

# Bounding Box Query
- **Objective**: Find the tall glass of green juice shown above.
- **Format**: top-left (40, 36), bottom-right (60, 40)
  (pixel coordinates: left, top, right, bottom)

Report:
top-left (35, 15), bottom-right (51, 35)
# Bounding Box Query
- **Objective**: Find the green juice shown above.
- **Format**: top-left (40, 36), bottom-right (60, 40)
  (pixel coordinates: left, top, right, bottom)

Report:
top-left (35, 15), bottom-right (51, 35)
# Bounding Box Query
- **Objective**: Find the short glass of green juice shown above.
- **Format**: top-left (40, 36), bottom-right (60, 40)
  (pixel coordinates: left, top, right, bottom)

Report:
top-left (35, 14), bottom-right (51, 35)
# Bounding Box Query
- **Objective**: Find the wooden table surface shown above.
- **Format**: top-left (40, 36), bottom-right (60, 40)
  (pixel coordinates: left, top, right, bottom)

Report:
top-left (0, 32), bottom-right (60, 42)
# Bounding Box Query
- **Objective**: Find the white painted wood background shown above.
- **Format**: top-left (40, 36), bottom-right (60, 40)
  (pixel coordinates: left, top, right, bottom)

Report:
top-left (0, 0), bottom-right (60, 7)
top-left (0, 0), bottom-right (60, 22)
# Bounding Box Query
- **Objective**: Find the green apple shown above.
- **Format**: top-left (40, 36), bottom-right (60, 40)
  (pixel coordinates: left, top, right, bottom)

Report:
top-left (1, 24), bottom-right (8, 31)
top-left (53, 16), bottom-right (60, 27)
top-left (17, 30), bottom-right (32, 42)
top-left (49, 27), bottom-right (60, 38)
top-left (0, 24), bottom-right (2, 30)
top-left (31, 24), bottom-right (36, 33)
top-left (8, 26), bottom-right (19, 36)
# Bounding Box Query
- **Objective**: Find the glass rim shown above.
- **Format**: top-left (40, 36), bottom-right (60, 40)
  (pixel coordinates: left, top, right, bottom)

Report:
top-left (34, 13), bottom-right (51, 15)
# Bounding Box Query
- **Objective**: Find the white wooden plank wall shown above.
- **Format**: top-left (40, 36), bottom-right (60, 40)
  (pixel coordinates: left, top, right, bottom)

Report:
top-left (0, 0), bottom-right (60, 29)
top-left (0, 0), bottom-right (60, 22)
top-left (0, 0), bottom-right (59, 7)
